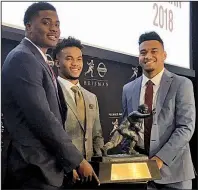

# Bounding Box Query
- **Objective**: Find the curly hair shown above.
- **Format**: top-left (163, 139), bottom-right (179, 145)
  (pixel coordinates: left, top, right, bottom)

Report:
top-left (53, 36), bottom-right (84, 60)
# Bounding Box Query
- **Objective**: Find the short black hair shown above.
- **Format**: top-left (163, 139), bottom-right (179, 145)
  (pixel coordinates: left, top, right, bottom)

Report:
top-left (138, 31), bottom-right (164, 48)
top-left (23, 2), bottom-right (56, 25)
top-left (53, 36), bottom-right (84, 60)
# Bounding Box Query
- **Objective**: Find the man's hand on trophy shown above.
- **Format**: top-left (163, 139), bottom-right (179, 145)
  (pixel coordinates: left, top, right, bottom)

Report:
top-left (77, 159), bottom-right (100, 185)
top-left (151, 156), bottom-right (163, 169)
top-left (72, 169), bottom-right (80, 183)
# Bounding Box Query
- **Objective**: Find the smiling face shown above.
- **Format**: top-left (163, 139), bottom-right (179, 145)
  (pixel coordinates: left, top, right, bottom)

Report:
top-left (139, 40), bottom-right (167, 78)
top-left (58, 46), bottom-right (83, 84)
top-left (26, 10), bottom-right (60, 53)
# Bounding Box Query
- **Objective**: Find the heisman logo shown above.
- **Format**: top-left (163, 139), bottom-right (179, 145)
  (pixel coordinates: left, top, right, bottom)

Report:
top-left (97, 62), bottom-right (107, 78)
top-left (85, 60), bottom-right (94, 77)
top-left (84, 60), bottom-right (107, 78)
top-left (130, 66), bottom-right (138, 80)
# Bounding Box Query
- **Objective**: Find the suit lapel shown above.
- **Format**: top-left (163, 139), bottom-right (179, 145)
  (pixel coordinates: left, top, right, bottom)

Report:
top-left (58, 80), bottom-right (85, 131)
top-left (156, 69), bottom-right (173, 117)
top-left (57, 81), bottom-right (67, 125)
top-left (132, 76), bottom-right (142, 111)
top-left (21, 38), bottom-right (62, 109)
top-left (81, 87), bottom-right (90, 131)
top-left (21, 39), bottom-right (53, 79)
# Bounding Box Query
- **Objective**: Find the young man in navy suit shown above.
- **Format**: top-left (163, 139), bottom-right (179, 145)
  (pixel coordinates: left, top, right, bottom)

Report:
top-left (2, 2), bottom-right (99, 189)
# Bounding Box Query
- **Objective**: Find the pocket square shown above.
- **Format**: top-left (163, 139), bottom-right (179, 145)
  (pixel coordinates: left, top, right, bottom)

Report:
top-left (89, 104), bottom-right (94, 109)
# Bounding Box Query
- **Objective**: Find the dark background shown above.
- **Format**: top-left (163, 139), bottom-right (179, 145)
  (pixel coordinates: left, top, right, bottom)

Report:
top-left (1, 2), bottom-right (198, 188)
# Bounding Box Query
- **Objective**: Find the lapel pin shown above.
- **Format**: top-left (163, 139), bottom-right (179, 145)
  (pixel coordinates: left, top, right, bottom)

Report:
top-left (89, 104), bottom-right (94, 109)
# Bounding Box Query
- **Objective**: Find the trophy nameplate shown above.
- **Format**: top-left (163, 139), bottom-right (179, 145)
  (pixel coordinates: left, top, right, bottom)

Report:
top-left (91, 154), bottom-right (161, 184)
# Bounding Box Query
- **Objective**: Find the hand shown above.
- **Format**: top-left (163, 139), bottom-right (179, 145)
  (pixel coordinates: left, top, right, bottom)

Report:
top-left (151, 156), bottom-right (163, 169)
top-left (72, 169), bottom-right (80, 183)
top-left (77, 159), bottom-right (100, 185)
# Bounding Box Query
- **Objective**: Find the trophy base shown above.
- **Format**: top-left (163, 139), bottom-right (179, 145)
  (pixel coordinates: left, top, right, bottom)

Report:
top-left (90, 155), bottom-right (161, 184)
top-left (92, 154), bottom-right (148, 163)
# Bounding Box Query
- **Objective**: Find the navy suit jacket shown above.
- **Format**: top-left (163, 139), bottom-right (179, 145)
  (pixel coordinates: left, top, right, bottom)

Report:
top-left (2, 38), bottom-right (83, 187)
top-left (122, 69), bottom-right (195, 184)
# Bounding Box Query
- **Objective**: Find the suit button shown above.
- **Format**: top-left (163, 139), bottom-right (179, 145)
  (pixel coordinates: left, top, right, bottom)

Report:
top-left (85, 138), bottom-right (87, 141)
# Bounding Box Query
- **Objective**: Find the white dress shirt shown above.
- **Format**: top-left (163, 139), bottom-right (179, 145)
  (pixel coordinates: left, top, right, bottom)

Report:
top-left (25, 37), bottom-right (47, 62)
top-left (57, 76), bottom-right (81, 103)
top-left (137, 68), bottom-right (164, 149)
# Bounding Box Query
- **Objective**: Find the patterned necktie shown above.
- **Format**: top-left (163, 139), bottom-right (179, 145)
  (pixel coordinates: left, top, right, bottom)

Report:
top-left (71, 86), bottom-right (85, 125)
top-left (144, 80), bottom-right (154, 154)
top-left (46, 61), bottom-right (57, 90)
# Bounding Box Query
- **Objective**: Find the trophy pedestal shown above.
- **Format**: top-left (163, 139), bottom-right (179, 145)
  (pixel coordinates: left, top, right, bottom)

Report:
top-left (89, 154), bottom-right (161, 189)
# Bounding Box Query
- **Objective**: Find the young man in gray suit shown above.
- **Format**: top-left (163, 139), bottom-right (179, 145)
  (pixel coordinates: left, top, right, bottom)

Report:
top-left (53, 37), bottom-right (104, 184)
top-left (122, 31), bottom-right (195, 189)
top-left (2, 2), bottom-right (99, 189)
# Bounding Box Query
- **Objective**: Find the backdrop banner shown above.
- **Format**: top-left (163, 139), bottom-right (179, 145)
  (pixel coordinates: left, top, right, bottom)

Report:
top-left (79, 55), bottom-right (141, 142)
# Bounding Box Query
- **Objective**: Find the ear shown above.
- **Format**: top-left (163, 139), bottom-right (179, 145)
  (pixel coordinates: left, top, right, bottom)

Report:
top-left (163, 51), bottom-right (167, 61)
top-left (25, 22), bottom-right (31, 32)
top-left (54, 59), bottom-right (60, 68)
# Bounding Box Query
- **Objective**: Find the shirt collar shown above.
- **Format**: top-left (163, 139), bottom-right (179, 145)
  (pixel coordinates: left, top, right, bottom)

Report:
top-left (57, 76), bottom-right (81, 90)
top-left (25, 37), bottom-right (47, 62)
top-left (142, 68), bottom-right (164, 87)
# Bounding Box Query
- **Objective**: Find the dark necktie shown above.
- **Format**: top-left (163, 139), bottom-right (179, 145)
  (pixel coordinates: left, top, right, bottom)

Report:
top-left (144, 80), bottom-right (154, 154)
top-left (71, 86), bottom-right (85, 125)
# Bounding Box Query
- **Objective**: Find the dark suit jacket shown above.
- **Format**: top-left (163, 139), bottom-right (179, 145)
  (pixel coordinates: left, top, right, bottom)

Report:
top-left (1, 38), bottom-right (83, 187)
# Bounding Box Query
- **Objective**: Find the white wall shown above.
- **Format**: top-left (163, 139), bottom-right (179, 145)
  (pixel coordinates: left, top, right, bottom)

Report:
top-left (2, 2), bottom-right (190, 68)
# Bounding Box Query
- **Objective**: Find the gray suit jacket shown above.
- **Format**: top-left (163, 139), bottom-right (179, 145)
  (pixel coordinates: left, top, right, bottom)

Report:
top-left (122, 69), bottom-right (195, 184)
top-left (1, 38), bottom-right (83, 187)
top-left (58, 79), bottom-right (104, 161)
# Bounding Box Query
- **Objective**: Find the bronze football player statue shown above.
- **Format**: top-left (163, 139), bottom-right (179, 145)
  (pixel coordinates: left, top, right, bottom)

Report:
top-left (102, 104), bottom-right (151, 156)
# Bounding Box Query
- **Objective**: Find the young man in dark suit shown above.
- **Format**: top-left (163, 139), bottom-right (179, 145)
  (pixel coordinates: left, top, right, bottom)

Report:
top-left (2, 2), bottom-right (99, 189)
